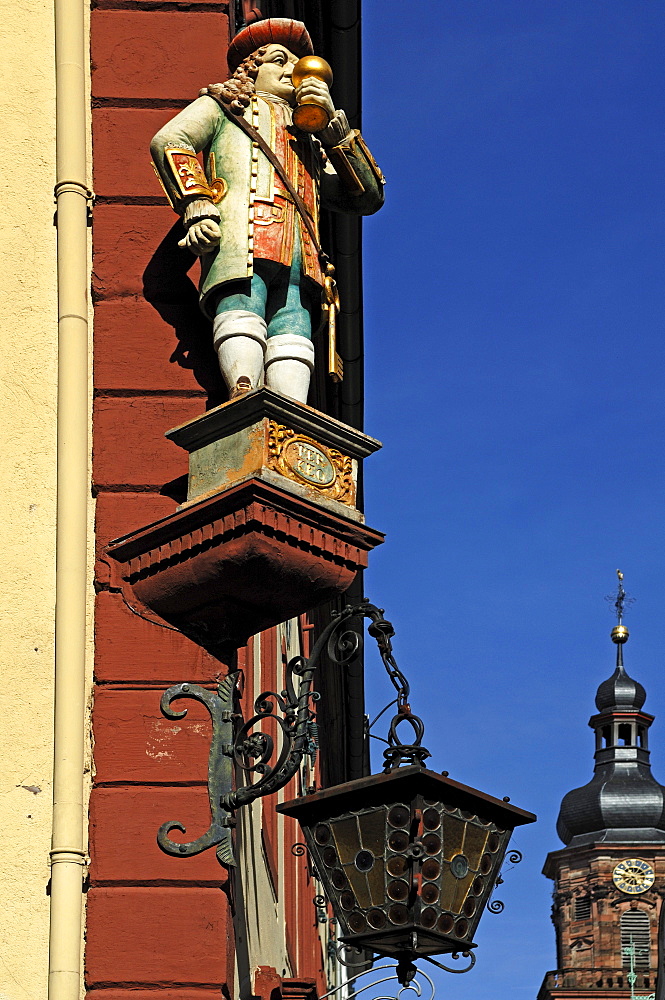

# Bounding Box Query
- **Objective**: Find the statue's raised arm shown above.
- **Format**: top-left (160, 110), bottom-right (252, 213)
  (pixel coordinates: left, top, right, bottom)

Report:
top-left (150, 17), bottom-right (385, 404)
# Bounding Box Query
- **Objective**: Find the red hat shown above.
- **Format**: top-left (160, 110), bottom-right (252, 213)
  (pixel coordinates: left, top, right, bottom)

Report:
top-left (227, 17), bottom-right (314, 74)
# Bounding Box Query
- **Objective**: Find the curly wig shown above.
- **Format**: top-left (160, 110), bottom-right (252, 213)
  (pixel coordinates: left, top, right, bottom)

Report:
top-left (200, 47), bottom-right (267, 114)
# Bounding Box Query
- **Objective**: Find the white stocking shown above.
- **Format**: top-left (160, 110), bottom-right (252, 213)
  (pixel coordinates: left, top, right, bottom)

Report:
top-left (213, 310), bottom-right (267, 396)
top-left (264, 335), bottom-right (315, 403)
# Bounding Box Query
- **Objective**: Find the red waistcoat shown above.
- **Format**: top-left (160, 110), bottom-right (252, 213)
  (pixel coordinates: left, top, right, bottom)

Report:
top-left (252, 97), bottom-right (323, 287)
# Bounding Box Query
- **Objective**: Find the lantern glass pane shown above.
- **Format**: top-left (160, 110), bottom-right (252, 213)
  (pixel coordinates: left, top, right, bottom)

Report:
top-left (423, 832), bottom-right (441, 854)
top-left (358, 808), bottom-right (387, 854)
top-left (368, 908), bottom-right (387, 929)
top-left (463, 823), bottom-right (489, 868)
top-left (388, 829), bottom-right (409, 852)
top-left (331, 868), bottom-right (348, 890)
top-left (421, 881), bottom-right (439, 904)
top-left (387, 855), bottom-right (408, 877)
top-left (423, 808), bottom-right (440, 831)
top-left (388, 805), bottom-right (410, 828)
top-left (346, 868), bottom-right (372, 908)
top-left (440, 867), bottom-right (456, 907)
top-left (331, 816), bottom-right (361, 864)
top-left (367, 860), bottom-right (385, 906)
top-left (453, 871), bottom-right (475, 911)
top-left (442, 814), bottom-right (465, 860)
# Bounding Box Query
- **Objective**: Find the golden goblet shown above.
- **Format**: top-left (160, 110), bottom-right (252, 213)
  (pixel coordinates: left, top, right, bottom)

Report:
top-left (291, 55), bottom-right (334, 133)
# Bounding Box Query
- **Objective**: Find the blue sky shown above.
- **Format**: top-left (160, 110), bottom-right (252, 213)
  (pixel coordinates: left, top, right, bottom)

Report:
top-left (357, 3), bottom-right (665, 997)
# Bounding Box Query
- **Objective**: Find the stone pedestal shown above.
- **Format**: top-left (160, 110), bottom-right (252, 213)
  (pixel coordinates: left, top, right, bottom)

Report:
top-left (105, 390), bottom-right (383, 654)
top-left (167, 387), bottom-right (380, 521)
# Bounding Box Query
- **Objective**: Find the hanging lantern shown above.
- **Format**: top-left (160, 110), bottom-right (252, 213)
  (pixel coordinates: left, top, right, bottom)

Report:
top-left (152, 599), bottom-right (535, 982)
top-left (278, 763), bottom-right (534, 965)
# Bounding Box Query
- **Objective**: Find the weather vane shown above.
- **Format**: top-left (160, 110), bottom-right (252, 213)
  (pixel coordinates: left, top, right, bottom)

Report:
top-left (605, 569), bottom-right (635, 625)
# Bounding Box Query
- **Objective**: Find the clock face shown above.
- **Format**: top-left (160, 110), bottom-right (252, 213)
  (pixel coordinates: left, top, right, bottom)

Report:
top-left (612, 859), bottom-right (655, 895)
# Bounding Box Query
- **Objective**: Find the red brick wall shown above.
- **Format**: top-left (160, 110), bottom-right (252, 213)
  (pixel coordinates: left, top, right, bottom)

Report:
top-left (89, 4), bottom-right (327, 995)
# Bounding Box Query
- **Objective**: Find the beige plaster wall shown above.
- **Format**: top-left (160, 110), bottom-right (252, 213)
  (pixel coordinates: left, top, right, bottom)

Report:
top-left (0, 0), bottom-right (87, 995)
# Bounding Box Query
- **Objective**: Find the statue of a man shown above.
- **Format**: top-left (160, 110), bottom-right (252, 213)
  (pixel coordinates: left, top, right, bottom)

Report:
top-left (150, 17), bottom-right (384, 404)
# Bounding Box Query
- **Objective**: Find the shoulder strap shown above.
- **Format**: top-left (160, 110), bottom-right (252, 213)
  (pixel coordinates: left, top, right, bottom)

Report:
top-left (207, 92), bottom-right (329, 268)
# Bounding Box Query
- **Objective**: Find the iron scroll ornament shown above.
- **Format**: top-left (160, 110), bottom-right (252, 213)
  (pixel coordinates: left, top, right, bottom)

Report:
top-left (485, 850), bottom-right (523, 914)
top-left (157, 602), bottom-right (430, 867)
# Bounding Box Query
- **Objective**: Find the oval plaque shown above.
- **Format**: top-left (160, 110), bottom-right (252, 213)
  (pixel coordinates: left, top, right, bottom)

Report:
top-left (283, 439), bottom-right (336, 488)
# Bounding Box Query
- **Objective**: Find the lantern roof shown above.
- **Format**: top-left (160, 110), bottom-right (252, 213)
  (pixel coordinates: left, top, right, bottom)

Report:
top-left (278, 764), bottom-right (536, 829)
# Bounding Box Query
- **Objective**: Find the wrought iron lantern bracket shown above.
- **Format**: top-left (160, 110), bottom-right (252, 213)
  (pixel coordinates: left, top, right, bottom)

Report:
top-left (157, 601), bottom-right (536, 981)
top-left (157, 602), bottom-right (429, 866)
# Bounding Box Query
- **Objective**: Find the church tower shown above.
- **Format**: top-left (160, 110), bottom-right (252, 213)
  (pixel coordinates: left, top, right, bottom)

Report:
top-left (539, 578), bottom-right (665, 1000)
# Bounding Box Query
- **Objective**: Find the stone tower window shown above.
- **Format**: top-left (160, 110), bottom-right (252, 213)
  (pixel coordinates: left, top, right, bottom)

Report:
top-left (574, 896), bottom-right (591, 920)
top-left (621, 909), bottom-right (650, 969)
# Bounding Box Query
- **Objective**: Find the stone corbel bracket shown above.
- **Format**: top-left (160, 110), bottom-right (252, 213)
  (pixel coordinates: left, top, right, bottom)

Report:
top-left (105, 477), bottom-right (384, 655)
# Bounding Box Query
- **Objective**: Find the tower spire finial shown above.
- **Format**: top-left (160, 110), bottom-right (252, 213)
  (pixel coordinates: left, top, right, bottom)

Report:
top-left (615, 569), bottom-right (626, 625)
top-left (607, 569), bottom-right (633, 667)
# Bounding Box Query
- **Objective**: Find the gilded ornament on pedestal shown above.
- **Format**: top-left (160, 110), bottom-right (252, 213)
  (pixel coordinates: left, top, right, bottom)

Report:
top-left (267, 420), bottom-right (354, 505)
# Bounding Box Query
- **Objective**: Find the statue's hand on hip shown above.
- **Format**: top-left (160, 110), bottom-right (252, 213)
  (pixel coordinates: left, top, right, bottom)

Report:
top-left (178, 198), bottom-right (222, 255)
top-left (179, 219), bottom-right (222, 254)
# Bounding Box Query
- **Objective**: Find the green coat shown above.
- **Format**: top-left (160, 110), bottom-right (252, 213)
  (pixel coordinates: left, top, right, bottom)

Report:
top-left (150, 94), bottom-right (384, 318)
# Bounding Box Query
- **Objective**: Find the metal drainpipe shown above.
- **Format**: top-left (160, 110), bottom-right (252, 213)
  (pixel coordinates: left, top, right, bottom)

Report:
top-left (50, 0), bottom-right (90, 990)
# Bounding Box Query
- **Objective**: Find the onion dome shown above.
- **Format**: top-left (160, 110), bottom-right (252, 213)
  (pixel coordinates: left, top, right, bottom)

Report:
top-left (595, 667), bottom-right (646, 712)
top-left (556, 605), bottom-right (665, 848)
